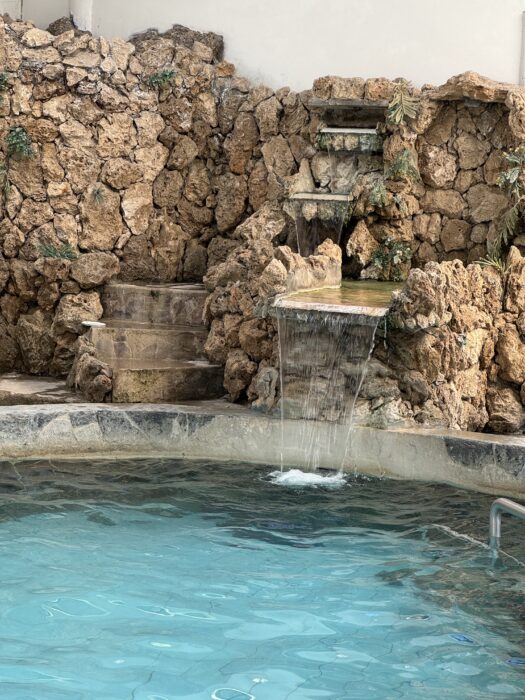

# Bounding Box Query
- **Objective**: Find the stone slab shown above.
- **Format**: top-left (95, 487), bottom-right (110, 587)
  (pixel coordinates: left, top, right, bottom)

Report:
top-left (0, 374), bottom-right (81, 405)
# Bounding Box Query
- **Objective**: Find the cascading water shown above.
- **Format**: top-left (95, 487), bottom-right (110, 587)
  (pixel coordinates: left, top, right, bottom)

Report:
top-left (273, 302), bottom-right (382, 476)
top-left (292, 198), bottom-right (349, 257)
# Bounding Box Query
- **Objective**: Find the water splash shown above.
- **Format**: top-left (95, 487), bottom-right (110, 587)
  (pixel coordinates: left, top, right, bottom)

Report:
top-left (269, 468), bottom-right (346, 488)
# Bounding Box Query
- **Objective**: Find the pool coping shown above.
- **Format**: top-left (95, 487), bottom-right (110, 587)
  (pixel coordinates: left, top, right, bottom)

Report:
top-left (0, 402), bottom-right (523, 498)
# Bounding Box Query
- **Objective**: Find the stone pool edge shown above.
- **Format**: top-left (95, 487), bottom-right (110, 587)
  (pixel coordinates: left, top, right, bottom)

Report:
top-left (0, 402), bottom-right (523, 498)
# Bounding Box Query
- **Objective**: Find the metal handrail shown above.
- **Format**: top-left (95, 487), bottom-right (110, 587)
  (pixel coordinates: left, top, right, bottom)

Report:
top-left (489, 498), bottom-right (525, 554)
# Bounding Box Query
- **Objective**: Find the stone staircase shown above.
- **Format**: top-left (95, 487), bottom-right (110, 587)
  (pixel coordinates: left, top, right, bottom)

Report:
top-left (86, 282), bottom-right (224, 403)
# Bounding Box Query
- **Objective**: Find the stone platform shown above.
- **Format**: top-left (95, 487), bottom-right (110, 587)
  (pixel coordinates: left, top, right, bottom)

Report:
top-left (0, 374), bottom-right (80, 405)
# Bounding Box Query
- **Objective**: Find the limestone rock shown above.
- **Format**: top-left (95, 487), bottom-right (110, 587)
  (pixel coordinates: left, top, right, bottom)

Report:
top-left (346, 220), bottom-right (379, 267)
top-left (496, 326), bottom-right (525, 385)
top-left (70, 252), bottom-right (120, 289)
top-left (22, 28), bottom-right (54, 48)
top-left (97, 114), bottom-right (137, 159)
top-left (16, 199), bottom-right (54, 233)
top-left (122, 183), bottom-right (153, 235)
top-left (152, 170), bottom-right (184, 208)
top-left (59, 146), bottom-right (102, 194)
top-left (505, 247), bottom-right (525, 314)
top-left (34, 257), bottom-right (71, 282)
top-left (101, 158), bottom-right (142, 190)
top-left (254, 96), bottom-right (281, 139)
top-left (168, 135), bottom-right (199, 170)
top-left (239, 319), bottom-right (274, 361)
top-left (79, 184), bottom-right (124, 251)
top-left (262, 135), bottom-right (295, 179)
top-left (224, 348), bottom-right (257, 401)
top-left (486, 386), bottom-right (525, 433)
top-left (257, 258), bottom-right (287, 297)
top-left (182, 240), bottom-right (207, 281)
top-left (454, 134), bottom-right (490, 170)
top-left (440, 219), bottom-right (471, 253)
top-left (234, 202), bottom-right (288, 243)
top-left (215, 173), bottom-right (248, 233)
top-left (466, 184), bottom-right (509, 224)
top-left (69, 341), bottom-right (112, 402)
top-left (63, 51), bottom-right (101, 69)
top-left (421, 190), bottom-right (465, 218)
top-left (247, 362), bottom-right (279, 410)
top-left (433, 72), bottom-right (515, 103)
top-left (419, 145), bottom-right (457, 188)
top-left (52, 292), bottom-right (103, 335)
top-left (227, 112), bottom-right (259, 174)
top-left (16, 310), bottom-right (55, 374)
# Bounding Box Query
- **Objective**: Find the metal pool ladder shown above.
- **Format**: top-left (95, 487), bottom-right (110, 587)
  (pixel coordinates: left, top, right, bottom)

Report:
top-left (489, 498), bottom-right (525, 554)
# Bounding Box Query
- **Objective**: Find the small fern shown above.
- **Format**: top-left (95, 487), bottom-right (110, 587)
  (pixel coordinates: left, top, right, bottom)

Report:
top-left (386, 80), bottom-right (419, 126)
top-left (477, 254), bottom-right (509, 275)
top-left (492, 146), bottom-right (525, 256)
top-left (370, 237), bottom-right (412, 282)
top-left (39, 243), bottom-right (78, 260)
top-left (393, 193), bottom-right (409, 216)
top-left (147, 69), bottom-right (176, 89)
top-left (368, 180), bottom-right (389, 208)
top-left (6, 126), bottom-right (33, 158)
top-left (92, 186), bottom-right (105, 204)
top-left (0, 71), bottom-right (8, 104)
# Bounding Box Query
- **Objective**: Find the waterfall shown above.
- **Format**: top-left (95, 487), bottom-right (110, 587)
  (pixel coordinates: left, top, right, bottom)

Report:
top-left (274, 304), bottom-right (381, 474)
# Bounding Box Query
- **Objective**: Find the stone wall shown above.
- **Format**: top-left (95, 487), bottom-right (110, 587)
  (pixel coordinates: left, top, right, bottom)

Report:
top-left (1, 15), bottom-right (525, 434)
top-left (357, 247), bottom-right (525, 434)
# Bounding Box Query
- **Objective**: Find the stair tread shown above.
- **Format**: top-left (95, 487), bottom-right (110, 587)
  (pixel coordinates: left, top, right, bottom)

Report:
top-left (107, 282), bottom-right (207, 294)
top-left (99, 320), bottom-right (208, 332)
top-left (108, 359), bottom-right (221, 371)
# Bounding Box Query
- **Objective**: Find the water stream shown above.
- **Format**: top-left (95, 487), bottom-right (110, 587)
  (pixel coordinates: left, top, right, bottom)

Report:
top-left (274, 307), bottom-right (381, 475)
top-left (273, 282), bottom-right (400, 479)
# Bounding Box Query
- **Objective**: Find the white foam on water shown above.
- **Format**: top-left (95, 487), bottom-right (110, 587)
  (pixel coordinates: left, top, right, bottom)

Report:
top-left (269, 469), bottom-right (346, 488)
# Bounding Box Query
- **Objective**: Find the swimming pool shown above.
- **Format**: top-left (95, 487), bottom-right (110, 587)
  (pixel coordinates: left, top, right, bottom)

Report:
top-left (0, 459), bottom-right (523, 699)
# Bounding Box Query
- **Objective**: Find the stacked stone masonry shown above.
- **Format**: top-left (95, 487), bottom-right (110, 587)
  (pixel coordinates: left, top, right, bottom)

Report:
top-left (0, 16), bottom-right (525, 432)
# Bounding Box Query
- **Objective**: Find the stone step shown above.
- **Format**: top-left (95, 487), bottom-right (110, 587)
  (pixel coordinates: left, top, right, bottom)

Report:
top-left (103, 282), bottom-right (208, 327)
top-left (89, 322), bottom-right (207, 363)
top-left (110, 360), bottom-right (224, 403)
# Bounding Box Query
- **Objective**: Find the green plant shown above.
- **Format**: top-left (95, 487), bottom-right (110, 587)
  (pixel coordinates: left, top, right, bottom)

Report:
top-left (393, 193), bottom-right (409, 216)
top-left (92, 186), bottom-right (105, 204)
top-left (370, 236), bottom-right (412, 282)
top-left (6, 126), bottom-right (33, 158)
top-left (492, 146), bottom-right (525, 256)
top-left (39, 243), bottom-right (78, 260)
top-left (0, 72), bottom-right (8, 104)
top-left (368, 179), bottom-right (389, 208)
top-left (385, 148), bottom-right (420, 182)
top-left (315, 131), bottom-right (331, 150)
top-left (146, 69), bottom-right (176, 89)
top-left (386, 80), bottom-right (419, 126)
top-left (477, 254), bottom-right (509, 275)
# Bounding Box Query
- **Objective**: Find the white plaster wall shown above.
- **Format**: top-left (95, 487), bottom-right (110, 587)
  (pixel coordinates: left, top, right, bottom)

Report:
top-left (22, 0), bottom-right (69, 26)
top-left (0, 0), bottom-right (20, 19)
top-left (21, 0), bottom-right (525, 91)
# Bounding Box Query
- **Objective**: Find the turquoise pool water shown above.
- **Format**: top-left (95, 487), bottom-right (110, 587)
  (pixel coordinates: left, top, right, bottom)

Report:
top-left (0, 459), bottom-right (524, 699)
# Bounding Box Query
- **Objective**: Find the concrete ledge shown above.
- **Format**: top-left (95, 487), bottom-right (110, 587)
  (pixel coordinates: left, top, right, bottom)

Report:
top-left (0, 402), bottom-right (523, 497)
